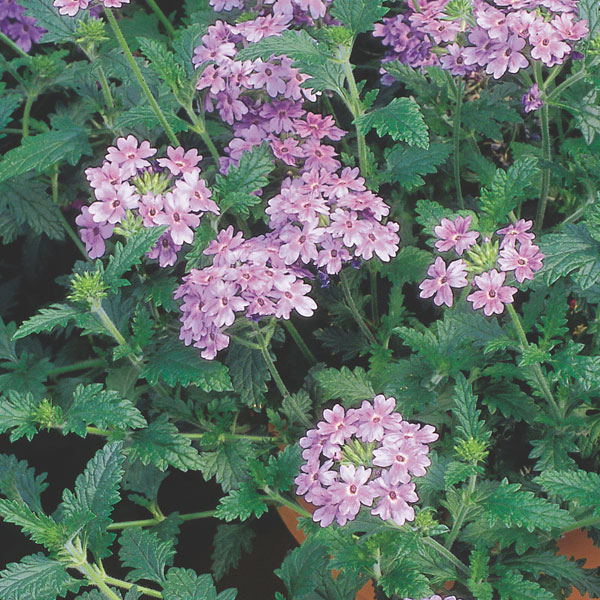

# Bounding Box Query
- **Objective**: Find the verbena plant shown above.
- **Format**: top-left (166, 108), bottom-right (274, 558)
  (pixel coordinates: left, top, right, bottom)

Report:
top-left (1, 0), bottom-right (600, 598)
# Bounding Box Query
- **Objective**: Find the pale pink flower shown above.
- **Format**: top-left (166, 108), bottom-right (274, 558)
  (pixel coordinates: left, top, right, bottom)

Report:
top-left (316, 404), bottom-right (358, 445)
top-left (434, 215), bottom-right (479, 255)
top-left (498, 243), bottom-right (544, 282)
top-left (273, 280), bottom-right (318, 319)
top-left (76, 206), bottom-right (113, 259)
top-left (355, 394), bottom-right (403, 443)
top-left (329, 465), bottom-right (377, 519)
top-left (157, 146), bottom-right (202, 176)
top-left (419, 257), bottom-right (468, 307)
top-left (53, 0), bottom-right (89, 16)
top-left (154, 193), bottom-right (200, 246)
top-left (496, 219), bottom-right (535, 248)
top-left (105, 135), bottom-right (156, 177)
top-left (467, 269), bottom-right (517, 316)
top-left (371, 470), bottom-right (418, 526)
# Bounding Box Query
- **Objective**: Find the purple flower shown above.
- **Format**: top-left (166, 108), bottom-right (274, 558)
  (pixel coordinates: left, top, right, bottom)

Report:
top-left (467, 269), bottom-right (518, 316)
top-left (75, 206), bottom-right (114, 259)
top-left (419, 257), bottom-right (468, 308)
top-left (522, 83), bottom-right (544, 113)
top-left (434, 216), bottom-right (479, 256)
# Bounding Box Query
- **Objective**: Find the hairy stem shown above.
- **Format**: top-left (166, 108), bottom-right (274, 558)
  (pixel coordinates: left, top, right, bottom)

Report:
top-left (0, 30), bottom-right (29, 57)
top-left (108, 511), bottom-right (215, 530)
top-left (104, 8), bottom-right (179, 146)
top-left (22, 93), bottom-right (35, 138)
top-left (534, 62), bottom-right (551, 228)
top-left (184, 106), bottom-right (220, 165)
top-left (422, 537), bottom-right (469, 576)
top-left (46, 358), bottom-right (105, 377)
top-left (506, 303), bottom-right (562, 421)
top-left (103, 576), bottom-right (163, 598)
top-left (97, 66), bottom-right (115, 112)
top-left (453, 77), bottom-right (464, 209)
top-left (144, 0), bottom-right (175, 37)
top-left (444, 473), bottom-right (477, 550)
top-left (340, 270), bottom-right (377, 346)
top-left (283, 320), bottom-right (317, 365)
top-left (264, 488), bottom-right (313, 519)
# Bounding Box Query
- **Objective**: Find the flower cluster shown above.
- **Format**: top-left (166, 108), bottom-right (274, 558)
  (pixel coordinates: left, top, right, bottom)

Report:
top-left (0, 0), bottom-right (44, 51)
top-left (52, 0), bottom-right (129, 17)
top-left (405, 596), bottom-right (461, 600)
top-left (419, 216), bottom-right (544, 315)
top-left (76, 136), bottom-right (217, 263)
top-left (295, 395), bottom-right (437, 527)
top-left (207, 0), bottom-right (333, 23)
top-left (374, 0), bottom-right (588, 88)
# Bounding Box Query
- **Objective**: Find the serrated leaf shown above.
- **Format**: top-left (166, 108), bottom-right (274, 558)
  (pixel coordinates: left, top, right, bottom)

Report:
top-left (535, 469), bottom-right (600, 509)
top-left (529, 432), bottom-right (578, 471)
top-left (330, 0), bottom-right (388, 34)
top-left (236, 29), bottom-right (328, 64)
top-left (199, 440), bottom-right (252, 492)
top-left (225, 342), bottom-right (270, 407)
top-left (119, 527), bottom-right (175, 585)
top-left (539, 224), bottom-right (600, 290)
top-left (452, 374), bottom-right (487, 441)
top-left (0, 499), bottom-right (66, 552)
top-left (141, 338), bottom-right (232, 392)
top-left (0, 93), bottom-right (21, 134)
top-left (355, 98), bottom-right (428, 148)
top-left (128, 415), bottom-right (203, 472)
top-left (482, 479), bottom-right (574, 532)
top-left (0, 178), bottom-right (65, 240)
top-left (479, 157), bottom-right (539, 229)
top-left (214, 144), bottom-right (274, 217)
top-left (265, 445), bottom-right (303, 493)
top-left (0, 553), bottom-right (80, 600)
top-left (162, 568), bottom-right (233, 600)
top-left (104, 227), bottom-right (166, 291)
top-left (19, 0), bottom-right (81, 43)
top-left (565, 89), bottom-right (600, 145)
top-left (215, 483), bottom-right (268, 522)
top-left (0, 128), bottom-right (91, 183)
top-left (211, 523), bottom-right (255, 581)
top-left (0, 454), bottom-right (48, 513)
top-left (138, 37), bottom-right (186, 93)
top-left (462, 93), bottom-right (522, 140)
top-left (275, 538), bottom-right (328, 598)
top-left (482, 381), bottom-right (537, 422)
top-left (280, 390), bottom-right (312, 427)
top-left (63, 384), bottom-right (146, 437)
top-left (496, 569), bottom-right (555, 600)
top-left (384, 142), bottom-right (451, 190)
top-left (313, 366), bottom-right (374, 407)
top-left (13, 303), bottom-right (83, 340)
top-left (0, 391), bottom-right (40, 442)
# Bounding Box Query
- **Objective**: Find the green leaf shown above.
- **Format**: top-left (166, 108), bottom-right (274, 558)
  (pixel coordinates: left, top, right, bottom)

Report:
top-left (0, 454), bottom-right (48, 513)
top-left (462, 93), bottom-right (522, 140)
top-left (280, 390), bottom-right (313, 427)
top-left (482, 381), bottom-right (537, 423)
top-left (162, 568), bottom-right (232, 600)
top-left (0, 499), bottom-right (66, 552)
top-left (19, 0), bottom-right (81, 43)
top-left (137, 37), bottom-right (186, 94)
top-left (330, 0), bottom-right (388, 34)
top-left (265, 445), bottom-right (303, 493)
top-left (119, 527), bottom-right (175, 585)
top-left (479, 157), bottom-right (539, 229)
top-left (128, 415), bottom-right (203, 472)
top-left (0, 178), bottom-right (65, 240)
top-left (535, 469), bottom-right (600, 510)
top-left (355, 98), bottom-right (428, 148)
top-left (452, 374), bottom-right (488, 441)
top-left (529, 432), bottom-right (578, 471)
top-left (236, 29), bottom-right (328, 64)
top-left (13, 303), bottom-right (83, 340)
top-left (104, 227), bottom-right (166, 291)
top-left (211, 524), bottom-right (255, 581)
top-left (0, 93), bottom-right (21, 135)
top-left (496, 569), bottom-right (555, 600)
top-left (214, 144), bottom-right (274, 217)
top-left (141, 338), bottom-right (232, 392)
top-left (539, 224), bottom-right (600, 289)
top-left (578, 0), bottom-right (600, 41)
top-left (63, 384), bottom-right (147, 437)
top-left (415, 199), bottom-right (477, 239)
top-left (225, 342), bottom-right (270, 407)
top-left (482, 479), bottom-right (574, 532)
top-left (565, 89), bottom-right (600, 145)
top-left (199, 440), bottom-right (253, 492)
top-left (0, 553), bottom-right (80, 600)
top-left (275, 538), bottom-right (328, 598)
top-left (0, 391), bottom-right (40, 442)
top-left (313, 366), bottom-right (374, 407)
top-left (0, 127), bottom-right (91, 183)
top-left (384, 142), bottom-right (451, 190)
top-left (215, 483), bottom-right (268, 522)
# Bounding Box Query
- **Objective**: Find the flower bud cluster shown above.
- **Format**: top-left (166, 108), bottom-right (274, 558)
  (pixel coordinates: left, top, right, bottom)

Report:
top-left (76, 136), bottom-right (217, 263)
top-left (295, 395), bottom-right (438, 527)
top-left (373, 0), bottom-right (588, 85)
top-left (0, 0), bottom-right (45, 51)
top-left (419, 216), bottom-right (544, 315)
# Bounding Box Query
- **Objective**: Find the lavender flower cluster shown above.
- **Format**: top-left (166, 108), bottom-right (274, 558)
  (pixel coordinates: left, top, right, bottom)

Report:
top-left (76, 136), bottom-right (217, 263)
top-left (295, 395), bottom-right (438, 527)
top-left (419, 216), bottom-right (544, 315)
top-left (208, 0), bottom-right (333, 23)
top-left (374, 0), bottom-right (588, 83)
top-left (0, 0), bottom-right (44, 52)
top-left (52, 0), bottom-right (128, 16)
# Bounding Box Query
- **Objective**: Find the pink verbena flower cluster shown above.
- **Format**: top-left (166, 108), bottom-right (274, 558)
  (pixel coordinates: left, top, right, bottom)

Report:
top-left (404, 596), bottom-right (461, 600)
top-left (419, 216), bottom-right (544, 315)
top-left (207, 0), bottom-right (333, 24)
top-left (76, 136), bottom-right (217, 263)
top-left (53, 0), bottom-right (128, 16)
top-left (0, 0), bottom-right (45, 51)
top-left (373, 0), bottom-right (588, 83)
top-left (295, 395), bottom-right (438, 527)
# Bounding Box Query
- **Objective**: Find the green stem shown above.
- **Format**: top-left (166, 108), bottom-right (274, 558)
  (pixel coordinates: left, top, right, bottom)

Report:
top-left (184, 107), bottom-right (220, 165)
top-left (534, 62), bottom-right (551, 228)
top-left (422, 537), bottom-right (469, 576)
top-left (103, 576), bottom-right (163, 598)
top-left (47, 358), bottom-right (104, 377)
top-left (97, 66), bottom-right (115, 111)
top-left (183, 432), bottom-right (274, 442)
top-left (108, 511), bottom-right (215, 530)
top-left (505, 304), bottom-right (561, 421)
top-left (22, 93), bottom-right (35, 138)
top-left (545, 69), bottom-right (587, 103)
top-left (340, 271), bottom-right (377, 346)
top-left (444, 473), bottom-right (477, 550)
top-left (265, 489), bottom-right (312, 519)
top-left (283, 320), bottom-right (317, 365)
top-left (104, 8), bottom-right (179, 146)
top-left (453, 77), bottom-right (464, 209)
top-left (559, 515), bottom-right (600, 534)
top-left (0, 30), bottom-right (29, 58)
top-left (91, 300), bottom-right (128, 347)
top-left (369, 266), bottom-right (379, 326)
top-left (144, 0), bottom-right (176, 37)
top-left (51, 169), bottom-right (89, 260)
